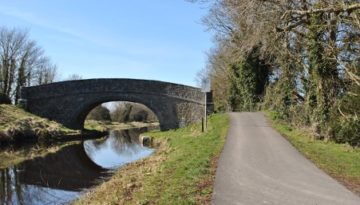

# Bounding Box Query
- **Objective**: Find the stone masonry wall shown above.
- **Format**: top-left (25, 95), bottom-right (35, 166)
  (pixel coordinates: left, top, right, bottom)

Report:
top-left (20, 79), bottom-right (208, 131)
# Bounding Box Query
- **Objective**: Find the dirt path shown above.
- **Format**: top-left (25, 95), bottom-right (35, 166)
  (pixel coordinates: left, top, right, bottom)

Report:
top-left (212, 112), bottom-right (360, 205)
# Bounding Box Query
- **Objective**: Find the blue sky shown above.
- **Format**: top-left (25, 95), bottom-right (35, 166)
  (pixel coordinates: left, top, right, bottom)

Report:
top-left (0, 0), bottom-right (212, 86)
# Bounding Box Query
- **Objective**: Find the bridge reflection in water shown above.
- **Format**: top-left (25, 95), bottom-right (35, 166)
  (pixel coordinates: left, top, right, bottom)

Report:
top-left (0, 127), bottom-right (155, 205)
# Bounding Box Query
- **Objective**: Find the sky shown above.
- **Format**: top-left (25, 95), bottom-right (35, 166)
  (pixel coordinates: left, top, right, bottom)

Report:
top-left (0, 0), bottom-right (212, 87)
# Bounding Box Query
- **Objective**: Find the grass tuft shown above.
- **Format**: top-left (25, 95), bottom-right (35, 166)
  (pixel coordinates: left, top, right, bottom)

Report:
top-left (0, 104), bottom-right (79, 143)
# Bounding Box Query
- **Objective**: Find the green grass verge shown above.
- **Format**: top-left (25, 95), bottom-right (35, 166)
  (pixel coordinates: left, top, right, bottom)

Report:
top-left (76, 113), bottom-right (229, 205)
top-left (264, 110), bottom-right (360, 195)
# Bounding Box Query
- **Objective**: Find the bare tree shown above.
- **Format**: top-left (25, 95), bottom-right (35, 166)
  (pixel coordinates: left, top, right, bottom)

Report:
top-left (0, 27), bottom-right (58, 103)
top-left (66, 74), bottom-right (83, 80)
top-left (34, 57), bottom-right (57, 85)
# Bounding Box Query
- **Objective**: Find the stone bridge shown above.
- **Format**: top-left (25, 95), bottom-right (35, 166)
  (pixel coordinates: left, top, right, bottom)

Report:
top-left (20, 79), bottom-right (212, 131)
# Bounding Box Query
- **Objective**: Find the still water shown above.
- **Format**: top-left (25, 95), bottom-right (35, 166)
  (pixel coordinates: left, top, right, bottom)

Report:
top-left (0, 127), bottom-right (154, 205)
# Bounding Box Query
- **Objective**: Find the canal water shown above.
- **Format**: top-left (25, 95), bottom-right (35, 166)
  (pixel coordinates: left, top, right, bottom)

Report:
top-left (0, 127), bottom-right (155, 205)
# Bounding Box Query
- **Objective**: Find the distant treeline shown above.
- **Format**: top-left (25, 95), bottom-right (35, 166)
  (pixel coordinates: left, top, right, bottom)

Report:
top-left (87, 102), bottom-right (158, 123)
top-left (193, 1), bottom-right (360, 146)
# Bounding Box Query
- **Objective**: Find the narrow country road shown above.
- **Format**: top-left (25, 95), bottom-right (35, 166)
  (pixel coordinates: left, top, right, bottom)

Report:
top-left (212, 112), bottom-right (360, 205)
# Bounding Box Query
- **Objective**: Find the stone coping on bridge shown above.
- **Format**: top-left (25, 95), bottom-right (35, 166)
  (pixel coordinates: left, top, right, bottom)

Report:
top-left (21, 78), bottom-right (206, 105)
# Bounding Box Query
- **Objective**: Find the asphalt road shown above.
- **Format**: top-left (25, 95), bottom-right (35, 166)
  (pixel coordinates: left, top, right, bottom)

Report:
top-left (212, 112), bottom-right (360, 205)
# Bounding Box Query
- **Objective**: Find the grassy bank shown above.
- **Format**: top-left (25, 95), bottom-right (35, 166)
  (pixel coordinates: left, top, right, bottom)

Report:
top-left (0, 141), bottom-right (79, 169)
top-left (264, 110), bottom-right (360, 195)
top-left (76, 114), bottom-right (229, 205)
top-left (0, 104), bottom-right (81, 143)
top-left (84, 120), bottom-right (159, 131)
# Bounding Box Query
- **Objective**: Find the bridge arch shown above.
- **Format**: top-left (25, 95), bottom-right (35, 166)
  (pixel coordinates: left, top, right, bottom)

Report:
top-left (75, 95), bottom-right (175, 130)
top-left (20, 79), bottom-right (208, 131)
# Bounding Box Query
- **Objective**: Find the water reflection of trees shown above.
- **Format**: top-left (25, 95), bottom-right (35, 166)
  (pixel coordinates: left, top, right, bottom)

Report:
top-left (0, 127), bottom-right (154, 205)
top-left (0, 167), bottom-right (79, 205)
top-left (83, 127), bottom-right (154, 169)
top-left (84, 128), bottom-right (148, 157)
top-left (0, 167), bottom-right (24, 205)
top-left (0, 143), bottom-right (109, 205)
top-left (110, 129), bottom-right (143, 155)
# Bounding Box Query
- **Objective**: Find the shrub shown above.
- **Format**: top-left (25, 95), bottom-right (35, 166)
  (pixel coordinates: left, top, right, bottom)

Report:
top-left (333, 117), bottom-right (360, 147)
top-left (0, 93), bottom-right (11, 104)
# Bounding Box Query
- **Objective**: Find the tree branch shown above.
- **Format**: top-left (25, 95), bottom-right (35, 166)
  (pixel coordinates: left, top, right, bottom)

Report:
top-left (283, 3), bottom-right (360, 19)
